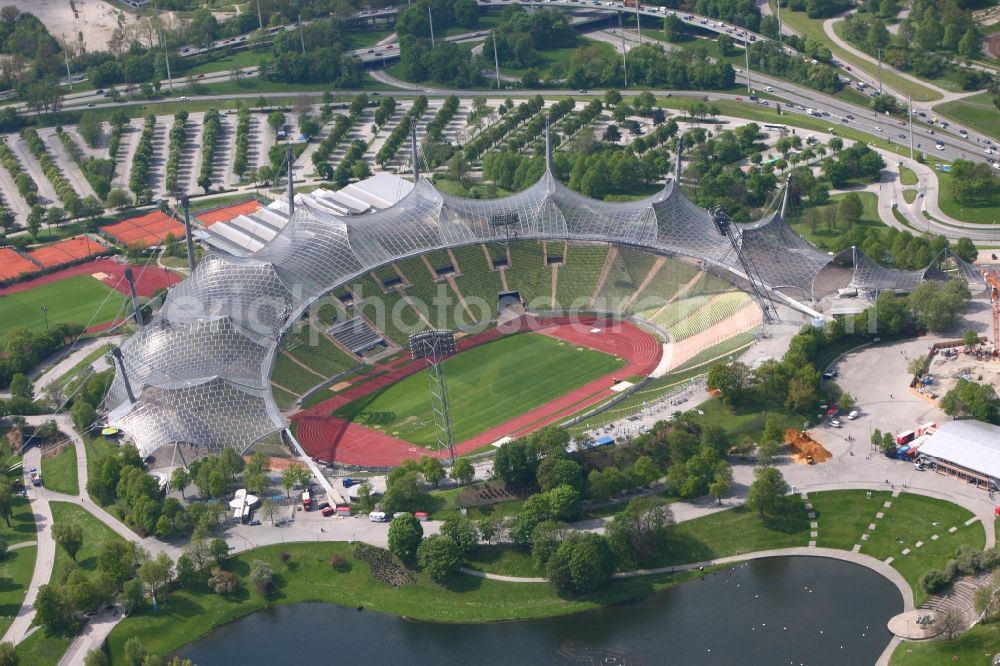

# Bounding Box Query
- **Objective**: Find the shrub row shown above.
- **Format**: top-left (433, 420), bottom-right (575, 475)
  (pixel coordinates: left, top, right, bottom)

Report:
top-left (129, 115), bottom-right (157, 196)
top-left (232, 106), bottom-right (251, 180)
top-left (464, 95), bottom-right (545, 162)
top-left (425, 95), bottom-right (460, 143)
top-left (558, 98), bottom-right (603, 141)
top-left (56, 129), bottom-right (114, 201)
top-left (375, 95), bottom-right (428, 167)
top-left (164, 110), bottom-right (189, 194)
top-left (311, 115), bottom-right (353, 173)
top-left (0, 141), bottom-right (37, 207)
top-left (505, 97), bottom-right (575, 156)
top-left (920, 545), bottom-right (1000, 594)
top-left (332, 139), bottom-right (370, 188)
top-left (373, 96), bottom-right (397, 128)
top-left (21, 128), bottom-right (81, 214)
top-left (198, 109), bottom-right (222, 191)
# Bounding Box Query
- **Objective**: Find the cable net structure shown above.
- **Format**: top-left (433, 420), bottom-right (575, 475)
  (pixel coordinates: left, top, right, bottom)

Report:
top-left (105, 135), bottom-right (941, 457)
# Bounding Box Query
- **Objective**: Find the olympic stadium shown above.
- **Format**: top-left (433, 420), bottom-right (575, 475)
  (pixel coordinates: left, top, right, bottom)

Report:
top-left (102, 131), bottom-right (982, 464)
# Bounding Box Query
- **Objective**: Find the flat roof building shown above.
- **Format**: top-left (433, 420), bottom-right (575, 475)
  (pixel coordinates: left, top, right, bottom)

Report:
top-left (917, 420), bottom-right (1000, 491)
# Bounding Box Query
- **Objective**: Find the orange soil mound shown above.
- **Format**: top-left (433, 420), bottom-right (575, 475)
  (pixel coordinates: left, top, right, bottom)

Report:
top-left (785, 429), bottom-right (832, 464)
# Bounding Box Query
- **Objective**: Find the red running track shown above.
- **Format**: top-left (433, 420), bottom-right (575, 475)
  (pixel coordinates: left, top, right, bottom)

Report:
top-left (0, 258), bottom-right (181, 298)
top-left (291, 316), bottom-right (661, 467)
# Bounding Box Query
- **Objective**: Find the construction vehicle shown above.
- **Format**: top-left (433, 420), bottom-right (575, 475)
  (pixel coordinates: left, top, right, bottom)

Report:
top-left (983, 268), bottom-right (1000, 355)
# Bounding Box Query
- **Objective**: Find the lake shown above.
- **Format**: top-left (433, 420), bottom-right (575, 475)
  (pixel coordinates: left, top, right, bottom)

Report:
top-left (177, 556), bottom-right (903, 665)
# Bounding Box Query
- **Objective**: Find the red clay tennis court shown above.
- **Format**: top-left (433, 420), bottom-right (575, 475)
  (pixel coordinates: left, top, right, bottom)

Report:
top-left (103, 211), bottom-right (185, 246)
top-left (0, 248), bottom-right (40, 281)
top-left (197, 199), bottom-right (263, 227)
top-left (292, 316), bottom-right (662, 466)
top-left (27, 236), bottom-right (107, 268)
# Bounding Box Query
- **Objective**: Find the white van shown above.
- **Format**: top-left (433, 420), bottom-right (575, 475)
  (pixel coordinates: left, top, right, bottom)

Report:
top-left (765, 86), bottom-right (774, 92)
top-left (847, 410), bottom-right (860, 420)
top-left (369, 511), bottom-right (388, 523)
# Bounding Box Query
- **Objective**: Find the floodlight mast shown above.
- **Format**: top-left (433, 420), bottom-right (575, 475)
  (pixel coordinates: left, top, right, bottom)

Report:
top-left (410, 332), bottom-right (457, 463)
top-left (710, 206), bottom-right (777, 323)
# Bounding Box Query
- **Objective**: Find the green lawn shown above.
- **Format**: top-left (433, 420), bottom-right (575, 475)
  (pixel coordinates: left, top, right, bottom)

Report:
top-left (935, 92), bottom-right (1000, 143)
top-left (107, 541), bottom-right (707, 662)
top-left (810, 489), bottom-right (893, 550)
top-left (649, 501), bottom-right (812, 567)
top-left (49, 501), bottom-right (128, 585)
top-left (936, 169), bottom-right (1000, 225)
top-left (786, 191), bottom-right (885, 250)
top-left (0, 495), bottom-right (38, 545)
top-left (0, 275), bottom-right (129, 337)
top-left (498, 39), bottom-right (618, 78)
top-left (688, 394), bottom-right (807, 443)
top-left (899, 166), bottom-right (918, 186)
top-left (13, 628), bottom-right (71, 666)
top-left (769, 1), bottom-right (941, 102)
top-left (0, 546), bottom-right (37, 637)
top-left (857, 493), bottom-right (984, 605)
top-left (186, 47), bottom-right (271, 76)
top-left (40, 445), bottom-right (79, 496)
top-left (349, 30), bottom-right (394, 49)
top-left (466, 544), bottom-right (543, 578)
top-left (902, 189), bottom-right (917, 204)
top-left (890, 621), bottom-right (1000, 665)
top-left (333, 332), bottom-right (624, 447)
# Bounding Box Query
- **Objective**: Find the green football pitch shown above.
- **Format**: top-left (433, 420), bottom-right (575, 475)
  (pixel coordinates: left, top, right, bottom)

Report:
top-left (334, 332), bottom-right (625, 447)
top-left (0, 275), bottom-right (129, 337)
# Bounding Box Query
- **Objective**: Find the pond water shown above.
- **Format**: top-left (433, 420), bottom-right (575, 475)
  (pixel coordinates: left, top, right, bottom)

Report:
top-left (177, 556), bottom-right (902, 666)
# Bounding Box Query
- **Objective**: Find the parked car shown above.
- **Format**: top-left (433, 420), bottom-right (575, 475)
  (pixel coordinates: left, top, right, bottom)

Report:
top-left (847, 410), bottom-right (860, 420)
top-left (321, 506), bottom-right (336, 517)
top-left (830, 419), bottom-right (842, 428)
top-left (248, 519), bottom-right (261, 526)
top-left (317, 502), bottom-right (331, 510)
top-left (369, 511), bottom-right (388, 523)
top-left (342, 477), bottom-right (355, 488)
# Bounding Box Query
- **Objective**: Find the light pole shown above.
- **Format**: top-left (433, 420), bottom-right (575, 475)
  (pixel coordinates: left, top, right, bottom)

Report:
top-left (619, 12), bottom-right (627, 88)
top-left (40, 305), bottom-right (48, 330)
top-left (745, 43), bottom-right (752, 95)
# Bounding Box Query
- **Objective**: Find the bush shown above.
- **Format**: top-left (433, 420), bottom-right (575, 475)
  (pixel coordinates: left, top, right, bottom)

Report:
top-left (920, 568), bottom-right (950, 594)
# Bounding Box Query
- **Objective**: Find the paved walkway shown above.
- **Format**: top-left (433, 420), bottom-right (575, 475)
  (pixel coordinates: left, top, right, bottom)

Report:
top-left (1, 446), bottom-right (57, 646)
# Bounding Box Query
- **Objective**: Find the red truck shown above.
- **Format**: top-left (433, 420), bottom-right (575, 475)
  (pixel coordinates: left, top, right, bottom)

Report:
top-left (301, 490), bottom-right (312, 511)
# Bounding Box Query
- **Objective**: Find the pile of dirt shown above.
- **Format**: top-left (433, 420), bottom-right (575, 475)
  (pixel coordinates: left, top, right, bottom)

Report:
top-left (784, 429), bottom-right (833, 464)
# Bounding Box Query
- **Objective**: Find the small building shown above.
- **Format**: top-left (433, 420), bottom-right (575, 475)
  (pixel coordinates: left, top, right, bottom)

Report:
top-left (336, 505), bottom-right (352, 516)
top-left (916, 420), bottom-right (1000, 491)
top-left (414, 511), bottom-right (429, 522)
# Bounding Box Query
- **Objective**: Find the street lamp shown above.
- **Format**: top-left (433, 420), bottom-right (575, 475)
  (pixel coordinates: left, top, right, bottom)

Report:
top-left (40, 305), bottom-right (48, 330)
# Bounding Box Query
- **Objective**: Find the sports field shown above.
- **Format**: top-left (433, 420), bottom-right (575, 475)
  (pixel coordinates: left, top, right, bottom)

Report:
top-left (333, 332), bottom-right (625, 447)
top-left (0, 275), bottom-right (128, 336)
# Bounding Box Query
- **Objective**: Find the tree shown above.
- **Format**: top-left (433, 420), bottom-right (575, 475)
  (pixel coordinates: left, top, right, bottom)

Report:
top-left (417, 534), bottom-right (463, 583)
top-left (104, 188), bottom-right (132, 210)
top-left (664, 14), bottom-right (685, 41)
top-left (450, 458), bottom-right (475, 486)
top-left (138, 552), bottom-right (172, 607)
top-left (938, 606), bottom-right (963, 641)
top-left (709, 464), bottom-right (733, 505)
top-left (250, 558), bottom-right (275, 595)
top-left (941, 379), bottom-right (1000, 424)
top-left (962, 330), bottom-right (980, 349)
top-left (388, 512), bottom-right (424, 563)
top-left (121, 578), bottom-right (144, 614)
top-left (208, 567), bottom-right (237, 595)
top-left (420, 456), bottom-right (445, 487)
top-left (84, 650), bottom-right (109, 666)
top-left (52, 522), bottom-right (83, 561)
top-left (746, 466), bottom-right (789, 519)
top-left (218, 448), bottom-right (244, 480)
top-left (383, 469), bottom-right (430, 514)
top-left (440, 515), bottom-right (478, 554)
top-left (536, 456), bottom-right (583, 493)
top-left (706, 361), bottom-right (752, 404)
top-left (170, 467), bottom-right (190, 498)
top-left (34, 584), bottom-right (75, 632)
top-left (493, 438), bottom-right (537, 485)
top-left (838, 192), bottom-right (863, 224)
top-left (546, 532), bottom-right (615, 594)
top-left (478, 515), bottom-right (501, 544)
top-left (603, 89), bottom-right (622, 108)
top-left (9, 374), bottom-right (31, 401)
top-left (123, 636), bottom-right (148, 666)
top-left (908, 279), bottom-right (971, 332)
top-left (603, 124), bottom-right (621, 143)
top-left (953, 237), bottom-right (978, 264)
top-left (0, 642), bottom-right (16, 666)
top-left (606, 496), bottom-right (674, 565)
top-left (267, 111), bottom-right (286, 133)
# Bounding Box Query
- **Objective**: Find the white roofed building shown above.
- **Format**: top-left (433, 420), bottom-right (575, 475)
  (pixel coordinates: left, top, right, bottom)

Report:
top-left (916, 420), bottom-right (1000, 491)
